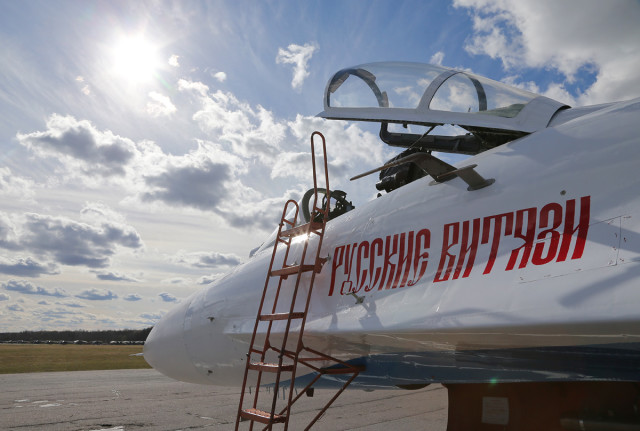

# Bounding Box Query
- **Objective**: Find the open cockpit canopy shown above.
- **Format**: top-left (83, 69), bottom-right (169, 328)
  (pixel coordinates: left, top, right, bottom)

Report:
top-left (318, 62), bottom-right (568, 152)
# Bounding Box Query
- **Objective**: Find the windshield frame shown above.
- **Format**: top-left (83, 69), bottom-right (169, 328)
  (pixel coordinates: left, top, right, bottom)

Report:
top-left (319, 62), bottom-right (567, 134)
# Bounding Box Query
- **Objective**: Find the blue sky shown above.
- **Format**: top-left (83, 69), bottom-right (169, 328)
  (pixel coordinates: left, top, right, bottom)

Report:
top-left (1, 0), bottom-right (639, 331)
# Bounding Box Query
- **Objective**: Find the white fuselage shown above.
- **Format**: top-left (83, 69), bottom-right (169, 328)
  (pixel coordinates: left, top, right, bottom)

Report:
top-left (144, 98), bottom-right (640, 387)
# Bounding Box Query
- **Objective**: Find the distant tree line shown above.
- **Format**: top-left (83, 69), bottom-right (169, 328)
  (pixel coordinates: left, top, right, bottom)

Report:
top-left (0, 327), bottom-right (152, 343)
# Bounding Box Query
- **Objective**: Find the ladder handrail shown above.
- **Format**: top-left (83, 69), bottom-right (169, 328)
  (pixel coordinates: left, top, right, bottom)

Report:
top-left (281, 132), bottom-right (330, 429)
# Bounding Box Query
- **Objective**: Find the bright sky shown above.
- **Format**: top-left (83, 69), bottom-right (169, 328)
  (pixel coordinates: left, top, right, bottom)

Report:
top-left (1, 0), bottom-right (639, 331)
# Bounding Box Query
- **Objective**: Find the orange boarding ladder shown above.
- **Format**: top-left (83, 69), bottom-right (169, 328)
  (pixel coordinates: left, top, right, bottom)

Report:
top-left (235, 131), bottom-right (364, 431)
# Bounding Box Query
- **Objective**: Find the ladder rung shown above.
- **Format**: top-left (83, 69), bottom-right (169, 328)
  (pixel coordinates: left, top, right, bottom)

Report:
top-left (280, 221), bottom-right (324, 238)
top-left (240, 408), bottom-right (286, 424)
top-left (249, 361), bottom-right (294, 372)
top-left (259, 312), bottom-right (305, 321)
top-left (271, 264), bottom-right (316, 277)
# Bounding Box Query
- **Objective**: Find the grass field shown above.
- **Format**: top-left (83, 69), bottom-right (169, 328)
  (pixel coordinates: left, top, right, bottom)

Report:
top-left (0, 344), bottom-right (151, 374)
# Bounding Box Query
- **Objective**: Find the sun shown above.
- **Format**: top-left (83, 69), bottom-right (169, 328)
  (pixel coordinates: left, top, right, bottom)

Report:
top-left (111, 34), bottom-right (160, 84)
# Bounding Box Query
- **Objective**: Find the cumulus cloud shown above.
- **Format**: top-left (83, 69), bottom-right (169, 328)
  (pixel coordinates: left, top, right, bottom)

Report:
top-left (92, 271), bottom-right (140, 282)
top-left (123, 293), bottom-right (142, 301)
top-left (3, 279), bottom-right (68, 297)
top-left (213, 71), bottom-right (227, 82)
top-left (430, 51), bottom-right (445, 66)
top-left (173, 251), bottom-right (242, 268)
top-left (0, 293), bottom-right (9, 301)
top-left (287, 115), bottom-right (389, 178)
top-left (454, 0), bottom-right (640, 104)
top-left (14, 78), bottom-right (389, 237)
top-left (80, 201), bottom-right (128, 225)
top-left (0, 213), bottom-right (20, 250)
top-left (7, 304), bottom-right (24, 312)
top-left (0, 167), bottom-right (35, 201)
top-left (56, 300), bottom-right (86, 308)
top-left (177, 79), bottom-right (209, 97)
top-left (179, 82), bottom-right (287, 159)
top-left (0, 256), bottom-right (59, 277)
top-left (13, 211), bottom-right (142, 268)
top-left (142, 157), bottom-right (236, 211)
top-left (75, 288), bottom-right (118, 300)
top-left (17, 114), bottom-right (137, 177)
top-left (270, 152), bottom-right (312, 180)
top-left (146, 91), bottom-right (177, 117)
top-left (168, 54), bottom-right (180, 67)
top-left (0, 203), bottom-right (142, 271)
top-left (276, 42), bottom-right (318, 90)
top-left (159, 292), bottom-right (178, 302)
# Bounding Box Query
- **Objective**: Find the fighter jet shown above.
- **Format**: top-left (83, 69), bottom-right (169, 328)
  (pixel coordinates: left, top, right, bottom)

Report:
top-left (144, 62), bottom-right (640, 430)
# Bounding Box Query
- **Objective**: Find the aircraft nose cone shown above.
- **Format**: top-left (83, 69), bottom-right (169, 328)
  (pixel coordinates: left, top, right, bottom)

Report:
top-left (143, 299), bottom-right (203, 384)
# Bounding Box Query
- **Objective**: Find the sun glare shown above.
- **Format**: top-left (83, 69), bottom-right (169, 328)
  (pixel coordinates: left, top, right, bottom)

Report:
top-left (111, 34), bottom-right (160, 84)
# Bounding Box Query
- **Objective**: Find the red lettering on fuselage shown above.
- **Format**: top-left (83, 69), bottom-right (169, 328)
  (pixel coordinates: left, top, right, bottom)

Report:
top-left (329, 196), bottom-right (591, 296)
top-left (329, 229), bottom-right (431, 296)
top-left (432, 196), bottom-right (591, 283)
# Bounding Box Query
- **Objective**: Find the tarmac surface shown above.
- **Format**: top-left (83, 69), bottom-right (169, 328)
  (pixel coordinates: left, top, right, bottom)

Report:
top-left (0, 369), bottom-right (448, 430)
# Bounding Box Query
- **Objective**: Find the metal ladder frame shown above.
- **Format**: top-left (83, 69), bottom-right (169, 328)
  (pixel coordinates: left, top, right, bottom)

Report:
top-left (235, 131), bottom-right (363, 430)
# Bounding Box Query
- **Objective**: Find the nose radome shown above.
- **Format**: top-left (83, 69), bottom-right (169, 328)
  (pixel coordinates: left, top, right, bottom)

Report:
top-left (143, 299), bottom-right (203, 384)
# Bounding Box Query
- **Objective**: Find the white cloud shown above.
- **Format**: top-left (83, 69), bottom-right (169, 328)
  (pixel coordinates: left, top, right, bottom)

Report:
top-left (173, 251), bottom-right (242, 268)
top-left (287, 115), bottom-right (389, 178)
top-left (123, 293), bottom-right (142, 301)
top-left (0, 167), bottom-right (35, 202)
top-left (276, 42), bottom-right (318, 91)
top-left (454, 0), bottom-right (640, 104)
top-left (17, 114), bottom-right (138, 178)
top-left (430, 51), bottom-right (445, 66)
top-left (75, 75), bottom-right (91, 95)
top-left (146, 91), bottom-right (177, 118)
top-left (3, 279), bottom-right (68, 297)
top-left (177, 78), bottom-right (209, 97)
top-left (80, 202), bottom-right (128, 225)
top-left (93, 271), bottom-right (140, 282)
top-left (75, 288), bottom-right (118, 300)
top-left (7, 303), bottom-right (24, 312)
top-left (0, 210), bottom-right (143, 269)
top-left (0, 256), bottom-right (60, 277)
top-left (180, 85), bottom-right (287, 159)
top-left (168, 54), bottom-right (180, 67)
top-left (56, 300), bottom-right (86, 308)
top-left (159, 292), bottom-right (178, 302)
top-left (270, 152), bottom-right (310, 180)
top-left (139, 140), bottom-right (247, 211)
top-left (213, 71), bottom-right (227, 82)
top-left (0, 293), bottom-right (9, 301)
